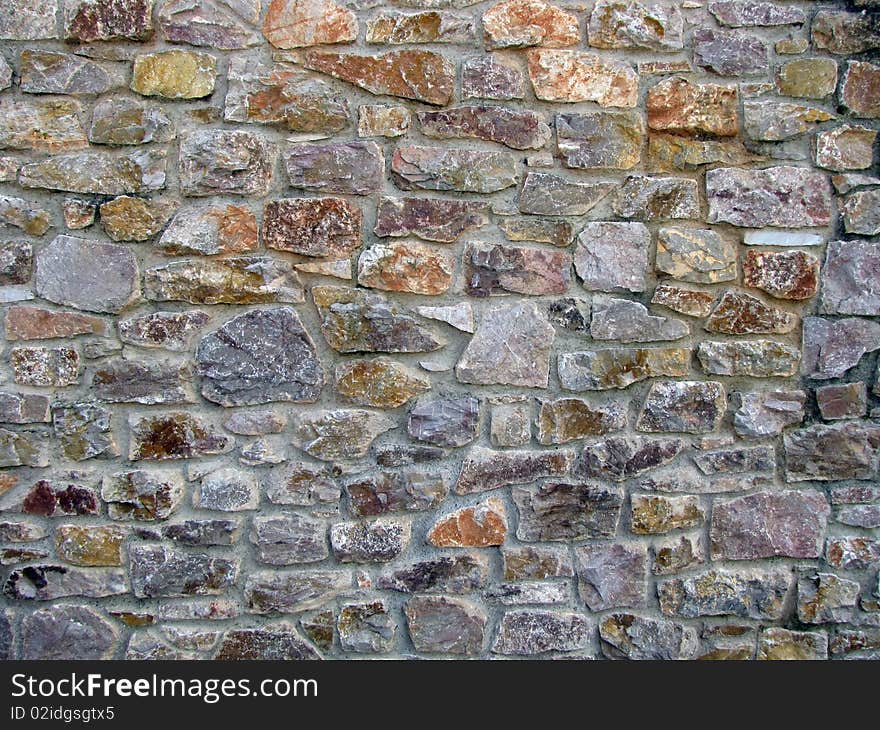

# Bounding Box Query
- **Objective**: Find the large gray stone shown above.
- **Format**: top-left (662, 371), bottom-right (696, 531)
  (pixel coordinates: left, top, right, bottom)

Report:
top-left (21, 605), bottom-right (118, 660)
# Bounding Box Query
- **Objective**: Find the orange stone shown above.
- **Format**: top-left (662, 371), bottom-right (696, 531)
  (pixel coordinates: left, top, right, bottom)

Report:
top-left (483, 0), bottom-right (580, 49)
top-left (357, 241), bottom-right (454, 295)
top-left (647, 77), bottom-right (738, 137)
top-left (527, 49), bottom-right (638, 107)
top-left (263, 0), bottom-right (357, 49)
top-left (5, 306), bottom-right (105, 341)
top-left (302, 49), bottom-right (454, 106)
top-left (0, 473), bottom-right (18, 496)
top-left (427, 498), bottom-right (507, 548)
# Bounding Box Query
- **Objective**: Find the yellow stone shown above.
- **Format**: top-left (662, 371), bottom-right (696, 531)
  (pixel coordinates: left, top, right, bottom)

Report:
top-left (131, 51), bottom-right (217, 99)
top-left (54, 525), bottom-right (126, 566)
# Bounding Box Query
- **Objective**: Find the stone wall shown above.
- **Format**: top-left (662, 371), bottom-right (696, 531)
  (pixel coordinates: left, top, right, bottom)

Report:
top-left (0, 0), bottom-right (878, 661)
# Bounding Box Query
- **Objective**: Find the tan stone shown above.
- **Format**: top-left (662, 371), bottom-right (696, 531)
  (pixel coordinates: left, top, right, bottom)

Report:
top-left (100, 196), bottom-right (178, 242)
top-left (263, 0), bottom-right (357, 49)
top-left (815, 125), bottom-right (877, 171)
top-left (647, 77), bottom-right (738, 137)
top-left (776, 58), bottom-right (838, 99)
top-left (334, 358), bottom-right (430, 409)
top-left (483, 0), bottom-right (580, 49)
top-left (527, 50), bottom-right (638, 107)
top-left (647, 134), bottom-right (763, 171)
top-left (651, 283), bottom-right (716, 318)
top-left (358, 105), bottom-right (410, 137)
top-left (631, 494), bottom-right (704, 535)
top-left (131, 51), bottom-right (217, 99)
top-left (55, 525), bottom-right (126, 567)
top-left (357, 241), bottom-right (453, 296)
top-left (428, 498), bottom-right (507, 548)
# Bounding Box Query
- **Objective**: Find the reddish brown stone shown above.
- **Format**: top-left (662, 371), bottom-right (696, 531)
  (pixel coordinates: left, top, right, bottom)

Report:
top-left (357, 242), bottom-right (453, 296)
top-left (527, 50), bottom-right (638, 107)
top-left (262, 198), bottom-right (361, 258)
top-left (705, 291), bottom-right (798, 335)
top-left (841, 61), bottom-right (880, 119)
top-left (5, 307), bottom-right (104, 341)
top-left (427, 498), bottom-right (507, 547)
top-left (302, 50), bottom-right (454, 106)
top-left (651, 284), bottom-right (716, 318)
top-left (22, 481), bottom-right (99, 517)
top-left (374, 197), bottom-right (488, 243)
top-left (743, 250), bottom-right (820, 301)
top-left (64, 0), bottom-right (154, 42)
top-left (262, 0), bottom-right (357, 49)
top-left (647, 77), bottom-right (738, 137)
top-left (482, 0), bottom-right (580, 49)
top-left (418, 105), bottom-right (551, 150)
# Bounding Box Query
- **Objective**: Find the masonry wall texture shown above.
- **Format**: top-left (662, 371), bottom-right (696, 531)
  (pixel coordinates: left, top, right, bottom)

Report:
top-left (0, 0), bottom-right (878, 661)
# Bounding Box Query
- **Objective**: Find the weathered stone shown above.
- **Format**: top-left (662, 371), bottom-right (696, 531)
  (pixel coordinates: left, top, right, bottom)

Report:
top-left (34, 236), bottom-right (138, 313)
top-left (55, 525), bottom-right (126, 567)
top-left (464, 242), bottom-right (570, 298)
top-left (731, 390), bottom-right (804, 438)
top-left (405, 596), bottom-right (486, 654)
top-left (159, 0), bottom-right (262, 49)
top-left (637, 381), bottom-right (726, 434)
top-left (658, 568), bottom-right (791, 619)
top-left (817, 382), bottom-right (867, 421)
top-left (266, 464), bottom-right (340, 506)
top-left (408, 395), bottom-right (479, 448)
top-left (392, 145), bottom-right (517, 193)
top-left (11, 347), bottom-right (80, 387)
top-left (825, 537), bottom-right (880, 570)
top-left (600, 613), bottom-right (698, 660)
top-left (337, 600), bottom-right (395, 653)
top-left (129, 412), bottom-right (232, 461)
top-left (0, 196), bottom-right (50, 237)
top-left (493, 610), bottom-right (590, 655)
top-left (346, 470), bottom-right (447, 516)
top-left (159, 519), bottom-right (241, 547)
top-left (194, 467), bottom-right (258, 511)
top-left (225, 58), bottom-right (349, 134)
top-left (613, 176), bottom-right (700, 220)
top-left (812, 10), bottom-right (880, 55)
top-left (455, 302), bottom-right (554, 387)
top-left (456, 446), bottom-right (573, 495)
top-left (129, 544), bottom-right (237, 598)
top-left (196, 308), bottom-right (321, 407)
top-left (574, 222), bottom-right (649, 292)
top-left (536, 398), bottom-right (625, 445)
top-left (118, 311), bottom-right (208, 352)
top-left (743, 250), bottom-right (819, 301)
top-left (427, 497), bottom-right (507, 547)
top-left (330, 519), bottom-right (409, 562)
top-left (99, 196), bottom-right (177, 242)
top-left (5, 307), bottom-right (104, 341)
top-left (215, 625), bottom-right (320, 660)
top-left (0, 242), bottom-right (32, 286)
top-left (830, 630), bottom-right (880, 660)
top-left (652, 535), bottom-right (705, 576)
top-left (527, 49), bottom-right (638, 107)
top-left (302, 49), bottom-right (454, 106)
top-left (758, 628), bottom-right (828, 661)
top-left (556, 111), bottom-right (643, 170)
top-left (647, 77), bottom-right (738, 137)
top-left (461, 55), bottom-right (525, 100)
top-left (545, 298), bottom-right (590, 332)
top-left (20, 50), bottom-right (125, 95)
top-left (693, 29), bottom-right (767, 76)
top-left (574, 436), bottom-right (686, 481)
top-left (89, 97), bottom-right (175, 147)
top-left (482, 0), bottom-right (578, 48)
top-left (20, 149), bottom-right (167, 195)
top-left (285, 141), bottom-right (382, 196)
top-left (53, 403), bottom-right (117, 460)
top-left (709, 1), bottom-right (804, 27)
top-left (335, 358), bottom-right (428, 409)
top-left (0, 100), bottom-right (88, 153)
top-left (64, 0), bottom-right (153, 42)
top-left (263, 0), bottom-right (356, 48)
top-left (820, 241), bottom-right (880, 316)
top-left (647, 134), bottom-right (761, 171)
top-left (159, 205), bottom-right (257, 255)
top-left (743, 100), bottom-right (834, 142)
top-left (292, 409), bottom-right (396, 461)
top-left (705, 290), bottom-right (797, 335)
top-left (500, 218), bottom-right (573, 248)
top-left (518, 172), bottom-right (615, 215)
top-left (245, 570), bottom-right (350, 613)
top-left (21, 481), bottom-right (98, 517)
top-left (0, 520), bottom-right (48, 540)
top-left (380, 554), bottom-right (489, 593)
top-left (419, 105), bottom-right (550, 151)
top-left (840, 189), bottom-right (880, 236)
top-left (0, 56), bottom-right (9, 91)
top-left (416, 303), bottom-right (474, 333)
top-left (313, 286), bottom-right (442, 353)
top-left (559, 347), bottom-right (689, 391)
top-left (784, 421), bottom-right (880, 482)
top-left (802, 316), bottom-right (880, 379)
top-left (0, 392), bottom-right (50, 424)
top-left (374, 197), bottom-right (488, 243)
top-left (575, 543), bottom-right (646, 611)
top-left (591, 297), bottom-right (688, 343)
top-left (490, 401), bottom-right (531, 447)
top-left (145, 257), bottom-right (303, 305)
top-left (815, 125), bottom-right (876, 172)
top-left (631, 494), bottom-right (703, 535)
top-left (250, 514), bottom-right (327, 565)
top-left (0, 0), bottom-right (58, 40)
top-left (131, 50), bottom-right (216, 99)
top-left (797, 572), bottom-right (859, 625)
top-left (694, 445), bottom-right (776, 476)
top-left (776, 58), bottom-right (838, 99)
top-left (4, 565), bottom-right (126, 600)
top-left (513, 483), bottom-right (622, 541)
top-left (179, 130), bottom-right (272, 197)
top-left (294, 259), bottom-right (351, 279)
top-left (359, 241), bottom-right (453, 295)
top-left (358, 105), bottom-right (409, 137)
top-left (0, 429), bottom-right (49, 468)
top-left (651, 284), bottom-right (715, 318)
top-left (711, 490), bottom-right (829, 560)
top-left (702, 323), bottom-right (799, 371)
top-left (502, 547), bottom-right (572, 582)
top-left (298, 612), bottom-right (334, 652)
top-left (263, 198), bottom-right (360, 258)
top-left (841, 61), bottom-right (880, 118)
top-left (21, 605), bottom-right (118, 660)
top-left (588, 1), bottom-right (683, 51)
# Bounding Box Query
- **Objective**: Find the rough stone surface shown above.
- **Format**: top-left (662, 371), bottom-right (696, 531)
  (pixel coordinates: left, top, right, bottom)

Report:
top-left (637, 381), bottom-right (726, 434)
top-left (558, 348), bottom-right (690, 391)
top-left (493, 610), bottom-right (590, 655)
top-left (527, 49), bottom-right (639, 107)
top-left (427, 498), bottom-right (507, 547)
top-left (513, 483), bottom-right (622, 541)
top-left (179, 130), bottom-right (272, 197)
top-left (575, 222), bottom-right (649, 292)
top-left (392, 146), bottom-right (517, 193)
top-left (647, 77), bottom-right (738, 137)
